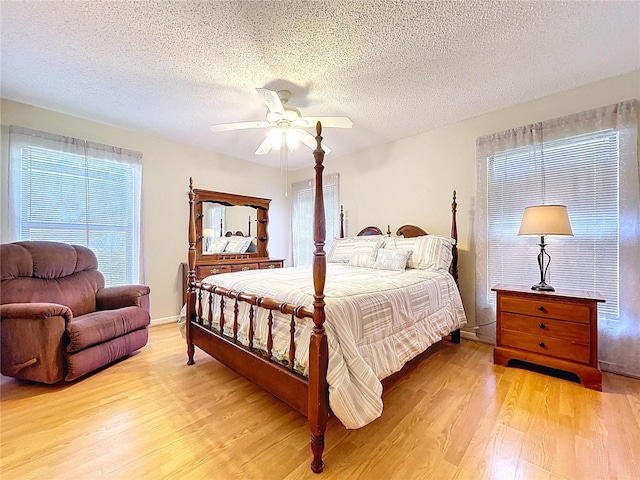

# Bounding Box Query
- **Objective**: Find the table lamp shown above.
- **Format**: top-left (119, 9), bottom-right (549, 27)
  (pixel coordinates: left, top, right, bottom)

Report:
top-left (518, 205), bottom-right (573, 292)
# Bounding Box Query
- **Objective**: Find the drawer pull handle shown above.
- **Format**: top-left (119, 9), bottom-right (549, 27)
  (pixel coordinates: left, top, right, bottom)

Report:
top-left (538, 342), bottom-right (545, 348)
top-left (538, 306), bottom-right (545, 312)
top-left (539, 323), bottom-right (546, 329)
top-left (210, 268), bottom-right (219, 274)
top-left (268, 264), bottom-right (275, 269)
top-left (242, 266), bottom-right (250, 271)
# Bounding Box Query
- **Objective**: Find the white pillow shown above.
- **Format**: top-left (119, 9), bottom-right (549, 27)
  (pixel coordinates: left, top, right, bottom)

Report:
top-left (384, 235), bottom-right (454, 271)
top-left (224, 236), bottom-right (252, 253)
top-left (347, 239), bottom-right (384, 268)
top-left (328, 236), bottom-right (384, 263)
top-left (209, 237), bottom-right (229, 254)
top-left (373, 248), bottom-right (412, 271)
top-left (238, 237), bottom-right (253, 253)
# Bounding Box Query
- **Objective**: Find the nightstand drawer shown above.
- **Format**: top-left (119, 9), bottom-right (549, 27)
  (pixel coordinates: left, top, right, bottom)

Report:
top-left (501, 330), bottom-right (590, 364)
top-left (501, 313), bottom-right (590, 343)
top-left (500, 296), bottom-right (591, 324)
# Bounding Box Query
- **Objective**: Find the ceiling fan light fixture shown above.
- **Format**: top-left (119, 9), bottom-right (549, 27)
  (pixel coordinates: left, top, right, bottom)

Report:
top-left (267, 128), bottom-right (283, 149)
top-left (267, 127), bottom-right (302, 151)
top-left (210, 87), bottom-right (353, 158)
top-left (286, 129), bottom-right (302, 149)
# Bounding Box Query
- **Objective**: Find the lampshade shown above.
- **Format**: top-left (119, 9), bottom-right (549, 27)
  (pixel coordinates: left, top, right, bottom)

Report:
top-left (202, 228), bottom-right (215, 238)
top-left (286, 128), bottom-right (302, 149)
top-left (267, 128), bottom-right (284, 148)
top-left (518, 205), bottom-right (573, 236)
top-left (268, 127), bottom-right (302, 151)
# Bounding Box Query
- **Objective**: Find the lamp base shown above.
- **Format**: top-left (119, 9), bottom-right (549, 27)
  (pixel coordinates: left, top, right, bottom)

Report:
top-left (531, 281), bottom-right (555, 292)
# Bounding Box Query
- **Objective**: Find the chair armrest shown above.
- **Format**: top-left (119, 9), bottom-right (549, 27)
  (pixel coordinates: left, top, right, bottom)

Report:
top-left (96, 285), bottom-right (150, 313)
top-left (1, 302), bottom-right (73, 324)
top-left (1, 303), bottom-right (72, 383)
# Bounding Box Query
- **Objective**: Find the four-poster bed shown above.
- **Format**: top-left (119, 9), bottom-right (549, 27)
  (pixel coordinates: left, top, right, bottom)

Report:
top-left (184, 122), bottom-right (465, 473)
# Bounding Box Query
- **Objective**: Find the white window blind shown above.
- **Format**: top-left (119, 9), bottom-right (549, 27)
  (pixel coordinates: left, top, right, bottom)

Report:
top-left (291, 173), bottom-right (339, 266)
top-left (8, 127), bottom-right (143, 286)
top-left (203, 203), bottom-right (226, 238)
top-left (487, 130), bottom-right (619, 319)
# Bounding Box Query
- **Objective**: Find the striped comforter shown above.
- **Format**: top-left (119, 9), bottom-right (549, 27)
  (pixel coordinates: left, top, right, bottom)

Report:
top-left (182, 263), bottom-right (467, 429)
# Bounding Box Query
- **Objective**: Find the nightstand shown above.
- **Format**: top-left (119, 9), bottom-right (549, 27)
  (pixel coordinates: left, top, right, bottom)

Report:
top-left (492, 284), bottom-right (605, 391)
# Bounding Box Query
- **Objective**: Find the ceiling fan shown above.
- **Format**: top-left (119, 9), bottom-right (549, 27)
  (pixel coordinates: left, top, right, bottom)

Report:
top-left (210, 88), bottom-right (353, 156)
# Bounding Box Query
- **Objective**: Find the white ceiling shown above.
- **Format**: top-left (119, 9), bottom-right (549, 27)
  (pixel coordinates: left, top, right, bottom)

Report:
top-left (1, 1), bottom-right (639, 170)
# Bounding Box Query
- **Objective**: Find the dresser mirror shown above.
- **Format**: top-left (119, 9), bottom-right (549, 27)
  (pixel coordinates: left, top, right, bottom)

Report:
top-left (201, 203), bottom-right (257, 254)
top-left (193, 188), bottom-right (271, 263)
top-left (185, 181), bottom-right (284, 304)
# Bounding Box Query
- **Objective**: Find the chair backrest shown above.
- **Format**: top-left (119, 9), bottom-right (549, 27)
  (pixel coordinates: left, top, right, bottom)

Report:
top-left (0, 241), bottom-right (104, 317)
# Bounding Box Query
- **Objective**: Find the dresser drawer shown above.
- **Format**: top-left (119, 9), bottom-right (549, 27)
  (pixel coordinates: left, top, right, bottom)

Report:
top-left (501, 312), bottom-right (590, 344)
top-left (231, 263), bottom-right (259, 272)
top-left (196, 265), bottom-right (231, 279)
top-left (501, 329), bottom-right (591, 364)
top-left (500, 296), bottom-right (591, 324)
top-left (259, 261), bottom-right (283, 270)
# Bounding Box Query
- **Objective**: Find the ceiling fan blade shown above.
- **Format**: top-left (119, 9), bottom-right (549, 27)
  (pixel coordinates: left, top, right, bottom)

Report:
top-left (296, 116), bottom-right (353, 129)
top-left (299, 130), bottom-right (331, 154)
top-left (255, 136), bottom-right (272, 155)
top-left (210, 121), bottom-right (268, 133)
top-left (256, 88), bottom-right (285, 115)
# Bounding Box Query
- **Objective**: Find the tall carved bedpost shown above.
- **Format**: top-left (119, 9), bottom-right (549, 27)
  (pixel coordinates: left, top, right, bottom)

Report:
top-left (450, 190), bottom-right (461, 344)
top-left (186, 178), bottom-right (196, 364)
top-left (309, 122), bottom-right (329, 473)
top-left (451, 190), bottom-right (459, 287)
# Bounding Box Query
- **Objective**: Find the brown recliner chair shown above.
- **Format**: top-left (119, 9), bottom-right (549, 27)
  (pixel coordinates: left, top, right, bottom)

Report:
top-left (1, 241), bottom-right (150, 383)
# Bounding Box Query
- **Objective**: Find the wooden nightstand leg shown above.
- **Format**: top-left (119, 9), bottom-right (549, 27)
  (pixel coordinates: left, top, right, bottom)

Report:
top-left (575, 368), bottom-right (602, 391)
top-left (493, 347), bottom-right (511, 367)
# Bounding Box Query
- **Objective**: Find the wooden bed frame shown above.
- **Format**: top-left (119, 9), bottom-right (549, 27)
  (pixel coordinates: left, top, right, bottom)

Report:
top-left (185, 122), bottom-right (460, 473)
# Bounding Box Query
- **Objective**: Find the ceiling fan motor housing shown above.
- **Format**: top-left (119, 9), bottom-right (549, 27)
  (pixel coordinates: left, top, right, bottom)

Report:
top-left (267, 107), bottom-right (303, 127)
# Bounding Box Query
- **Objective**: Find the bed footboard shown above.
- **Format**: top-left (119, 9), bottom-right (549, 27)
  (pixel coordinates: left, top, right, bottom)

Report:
top-left (189, 281), bottom-right (313, 415)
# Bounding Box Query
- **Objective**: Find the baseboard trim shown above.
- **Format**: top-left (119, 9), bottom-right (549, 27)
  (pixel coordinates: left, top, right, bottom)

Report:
top-left (460, 329), bottom-right (495, 345)
top-left (151, 315), bottom-right (178, 327)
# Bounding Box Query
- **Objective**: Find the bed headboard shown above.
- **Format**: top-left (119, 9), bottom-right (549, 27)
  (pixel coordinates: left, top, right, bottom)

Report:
top-left (356, 225), bottom-right (392, 236)
top-left (338, 190), bottom-right (459, 287)
top-left (395, 225), bottom-right (428, 238)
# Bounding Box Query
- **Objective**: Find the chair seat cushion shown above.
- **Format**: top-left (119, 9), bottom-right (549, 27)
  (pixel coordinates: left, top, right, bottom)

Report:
top-left (65, 328), bottom-right (149, 381)
top-left (66, 306), bottom-right (150, 353)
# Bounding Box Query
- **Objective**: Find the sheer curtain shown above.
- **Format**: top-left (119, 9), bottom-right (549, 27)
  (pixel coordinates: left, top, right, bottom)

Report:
top-left (6, 126), bottom-right (144, 285)
top-left (475, 100), bottom-right (639, 377)
top-left (291, 173), bottom-right (339, 266)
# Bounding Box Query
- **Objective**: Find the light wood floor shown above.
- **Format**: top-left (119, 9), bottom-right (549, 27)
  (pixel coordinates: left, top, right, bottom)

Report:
top-left (2, 324), bottom-right (639, 480)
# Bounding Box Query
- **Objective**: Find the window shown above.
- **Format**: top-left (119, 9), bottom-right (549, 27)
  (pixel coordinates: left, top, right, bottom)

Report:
top-left (7, 126), bottom-right (143, 286)
top-left (475, 100), bottom-right (639, 378)
top-left (203, 202), bottom-right (225, 239)
top-left (291, 173), bottom-right (339, 266)
top-left (487, 130), bottom-right (619, 319)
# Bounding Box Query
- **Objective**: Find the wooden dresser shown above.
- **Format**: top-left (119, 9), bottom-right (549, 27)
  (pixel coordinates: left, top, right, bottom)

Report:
top-left (182, 257), bottom-right (284, 304)
top-left (492, 284), bottom-right (605, 391)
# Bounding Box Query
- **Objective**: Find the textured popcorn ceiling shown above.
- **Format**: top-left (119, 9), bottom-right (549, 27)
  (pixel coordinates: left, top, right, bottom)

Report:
top-left (1, 1), bottom-right (639, 170)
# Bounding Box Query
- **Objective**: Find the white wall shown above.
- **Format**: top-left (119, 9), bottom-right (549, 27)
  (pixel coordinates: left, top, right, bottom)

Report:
top-left (3, 71), bottom-right (638, 329)
top-left (291, 71), bottom-right (640, 329)
top-left (0, 99), bottom-right (292, 324)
